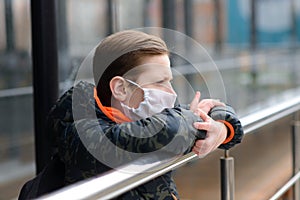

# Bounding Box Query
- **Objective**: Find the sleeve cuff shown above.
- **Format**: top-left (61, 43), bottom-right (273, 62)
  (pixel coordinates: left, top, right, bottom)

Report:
top-left (217, 120), bottom-right (235, 144)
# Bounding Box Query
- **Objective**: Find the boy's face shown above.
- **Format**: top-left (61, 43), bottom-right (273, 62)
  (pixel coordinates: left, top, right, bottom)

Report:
top-left (125, 54), bottom-right (176, 109)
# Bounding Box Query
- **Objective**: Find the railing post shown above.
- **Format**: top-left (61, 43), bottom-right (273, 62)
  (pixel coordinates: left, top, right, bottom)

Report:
top-left (292, 111), bottom-right (300, 200)
top-left (220, 150), bottom-right (235, 200)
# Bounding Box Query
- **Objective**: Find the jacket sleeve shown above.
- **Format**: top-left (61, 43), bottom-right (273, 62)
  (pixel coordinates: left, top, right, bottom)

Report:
top-left (58, 106), bottom-right (205, 168)
top-left (208, 105), bottom-right (244, 150)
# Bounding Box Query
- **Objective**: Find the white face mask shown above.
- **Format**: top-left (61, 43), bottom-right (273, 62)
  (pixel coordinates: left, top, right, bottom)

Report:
top-left (120, 79), bottom-right (177, 121)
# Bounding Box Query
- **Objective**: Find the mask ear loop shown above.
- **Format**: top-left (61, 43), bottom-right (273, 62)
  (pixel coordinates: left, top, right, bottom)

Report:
top-left (124, 79), bottom-right (142, 89)
top-left (124, 78), bottom-right (146, 105)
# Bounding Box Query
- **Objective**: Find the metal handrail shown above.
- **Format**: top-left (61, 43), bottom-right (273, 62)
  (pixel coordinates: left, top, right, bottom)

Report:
top-left (39, 92), bottom-right (300, 200)
top-left (269, 170), bottom-right (300, 200)
top-left (241, 94), bottom-right (300, 134)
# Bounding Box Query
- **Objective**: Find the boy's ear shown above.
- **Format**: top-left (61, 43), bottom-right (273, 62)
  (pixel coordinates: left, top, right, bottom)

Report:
top-left (110, 76), bottom-right (127, 101)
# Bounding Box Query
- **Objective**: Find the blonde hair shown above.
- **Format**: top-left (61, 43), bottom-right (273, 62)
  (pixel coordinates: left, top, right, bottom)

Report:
top-left (93, 30), bottom-right (169, 106)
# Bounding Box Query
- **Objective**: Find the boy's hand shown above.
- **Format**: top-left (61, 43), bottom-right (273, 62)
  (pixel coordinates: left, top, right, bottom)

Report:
top-left (192, 110), bottom-right (227, 157)
top-left (190, 91), bottom-right (225, 114)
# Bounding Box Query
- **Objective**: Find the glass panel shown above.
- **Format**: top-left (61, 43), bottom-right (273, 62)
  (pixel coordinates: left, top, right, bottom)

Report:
top-left (57, 0), bottom-right (108, 86)
top-left (0, 0), bottom-right (34, 199)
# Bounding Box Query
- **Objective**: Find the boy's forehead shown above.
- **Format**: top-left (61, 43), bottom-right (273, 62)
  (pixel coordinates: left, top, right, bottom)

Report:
top-left (135, 64), bottom-right (172, 83)
top-left (123, 54), bottom-right (172, 84)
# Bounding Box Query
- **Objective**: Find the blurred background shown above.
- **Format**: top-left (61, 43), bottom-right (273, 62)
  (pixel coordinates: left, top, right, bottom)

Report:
top-left (1, 0), bottom-right (300, 199)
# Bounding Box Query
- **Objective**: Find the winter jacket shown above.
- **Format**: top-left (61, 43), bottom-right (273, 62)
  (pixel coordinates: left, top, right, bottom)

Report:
top-left (20, 81), bottom-right (243, 200)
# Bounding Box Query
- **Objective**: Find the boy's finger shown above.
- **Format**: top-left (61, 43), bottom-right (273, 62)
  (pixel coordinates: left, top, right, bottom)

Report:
top-left (190, 91), bottom-right (201, 109)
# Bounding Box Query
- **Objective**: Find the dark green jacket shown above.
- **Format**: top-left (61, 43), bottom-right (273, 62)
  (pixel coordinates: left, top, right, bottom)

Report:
top-left (47, 81), bottom-right (243, 199)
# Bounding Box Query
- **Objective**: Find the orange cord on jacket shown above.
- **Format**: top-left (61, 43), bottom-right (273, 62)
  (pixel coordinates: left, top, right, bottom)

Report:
top-left (94, 88), bottom-right (132, 124)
